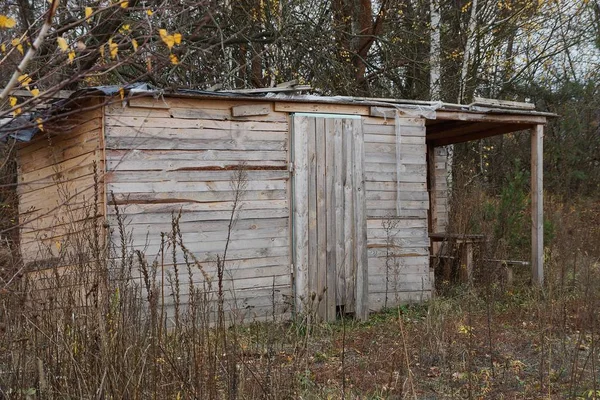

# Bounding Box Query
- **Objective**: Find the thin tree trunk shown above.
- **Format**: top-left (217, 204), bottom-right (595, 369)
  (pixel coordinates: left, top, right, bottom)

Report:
top-left (459, 0), bottom-right (478, 103)
top-left (429, 0), bottom-right (441, 101)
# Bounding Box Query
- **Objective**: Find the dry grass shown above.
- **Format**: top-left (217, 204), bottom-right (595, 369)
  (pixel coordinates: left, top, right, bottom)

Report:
top-left (1, 158), bottom-right (600, 399)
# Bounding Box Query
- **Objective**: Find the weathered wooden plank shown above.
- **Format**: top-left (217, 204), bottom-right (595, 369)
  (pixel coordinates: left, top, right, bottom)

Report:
top-left (292, 115), bottom-right (310, 313)
top-left (124, 236), bottom-right (290, 259)
top-left (366, 182), bottom-right (426, 192)
top-left (352, 119), bottom-right (369, 321)
top-left (368, 247), bottom-right (429, 257)
top-left (364, 134), bottom-right (425, 145)
top-left (109, 189), bottom-right (287, 204)
top-left (367, 200), bottom-right (429, 210)
top-left (531, 125), bottom-right (544, 285)
top-left (334, 119), bottom-right (346, 308)
top-left (106, 159), bottom-right (287, 171)
top-left (366, 218), bottom-right (427, 229)
top-left (368, 209), bottom-right (428, 219)
top-left (106, 137), bottom-right (287, 151)
top-left (306, 116), bottom-right (318, 314)
top-left (343, 119), bottom-right (355, 313)
top-left (106, 116), bottom-right (288, 131)
top-left (106, 126), bottom-right (287, 142)
top-left (231, 104), bottom-right (271, 117)
top-left (363, 124), bottom-right (424, 136)
top-left (274, 102), bottom-right (370, 115)
top-left (315, 117), bottom-right (328, 320)
top-left (395, 117), bottom-right (403, 217)
top-left (363, 116), bottom-right (423, 126)
top-left (108, 208), bottom-right (289, 224)
top-left (369, 106), bottom-right (398, 119)
top-left (108, 180), bottom-right (286, 193)
top-left (434, 110), bottom-right (546, 124)
top-left (113, 217), bottom-right (288, 235)
top-left (324, 118), bottom-right (337, 321)
top-left (367, 255), bottom-right (429, 268)
top-left (367, 228), bottom-right (428, 240)
top-left (107, 149), bottom-right (286, 162)
top-left (18, 129), bottom-right (101, 170)
top-left (19, 152), bottom-right (101, 183)
top-left (18, 168), bottom-right (98, 196)
top-left (365, 152), bottom-right (426, 165)
top-left (118, 200), bottom-right (288, 215)
top-left (106, 169), bottom-right (289, 183)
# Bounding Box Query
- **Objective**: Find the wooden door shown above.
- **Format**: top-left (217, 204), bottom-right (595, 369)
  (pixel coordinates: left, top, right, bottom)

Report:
top-left (292, 114), bottom-right (368, 322)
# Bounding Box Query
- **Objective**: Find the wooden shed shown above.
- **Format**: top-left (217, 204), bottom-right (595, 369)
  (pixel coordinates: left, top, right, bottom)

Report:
top-left (10, 87), bottom-right (552, 322)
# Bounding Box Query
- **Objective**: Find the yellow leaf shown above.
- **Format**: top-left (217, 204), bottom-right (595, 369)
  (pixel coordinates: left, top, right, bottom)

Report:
top-left (18, 74), bottom-right (32, 88)
top-left (0, 14), bottom-right (16, 29)
top-left (68, 50), bottom-right (76, 63)
top-left (36, 117), bottom-right (44, 131)
top-left (57, 37), bottom-right (68, 52)
top-left (121, 24), bottom-right (130, 32)
top-left (132, 39), bottom-right (138, 52)
top-left (99, 43), bottom-right (105, 57)
top-left (159, 29), bottom-right (174, 49)
top-left (30, 88), bottom-right (40, 97)
top-left (121, 1), bottom-right (128, 8)
top-left (9, 96), bottom-right (17, 107)
top-left (119, 87), bottom-right (125, 100)
top-left (55, 241), bottom-right (61, 251)
top-left (13, 107), bottom-right (22, 116)
top-left (85, 7), bottom-right (93, 20)
top-left (146, 9), bottom-right (153, 16)
top-left (108, 38), bottom-right (118, 59)
top-left (11, 38), bottom-right (23, 54)
top-left (173, 33), bottom-right (182, 45)
top-left (169, 53), bottom-right (179, 65)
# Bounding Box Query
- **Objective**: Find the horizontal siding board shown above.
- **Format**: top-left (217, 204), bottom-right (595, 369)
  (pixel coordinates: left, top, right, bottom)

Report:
top-left (106, 137), bottom-right (287, 151)
top-left (109, 189), bottom-right (287, 204)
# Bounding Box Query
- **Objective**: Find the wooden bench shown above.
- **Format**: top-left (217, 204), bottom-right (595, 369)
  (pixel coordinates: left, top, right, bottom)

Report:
top-left (429, 233), bottom-right (486, 283)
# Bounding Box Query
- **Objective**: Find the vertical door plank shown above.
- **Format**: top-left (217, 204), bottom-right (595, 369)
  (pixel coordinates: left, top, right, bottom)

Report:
top-left (324, 118), bottom-right (339, 321)
top-left (352, 119), bottom-right (369, 321)
top-left (292, 116), bottom-right (310, 314)
top-left (334, 119), bottom-right (346, 309)
top-left (315, 118), bottom-right (328, 320)
top-left (343, 120), bottom-right (355, 313)
top-left (307, 118), bottom-right (318, 312)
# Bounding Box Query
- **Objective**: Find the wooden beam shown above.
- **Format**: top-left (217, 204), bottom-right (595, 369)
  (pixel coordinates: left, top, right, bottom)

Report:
top-left (430, 123), bottom-right (532, 146)
top-left (531, 125), bottom-right (544, 286)
top-left (470, 97), bottom-right (535, 110)
top-left (427, 122), bottom-right (501, 140)
top-left (370, 106), bottom-right (398, 118)
top-left (434, 110), bottom-right (547, 125)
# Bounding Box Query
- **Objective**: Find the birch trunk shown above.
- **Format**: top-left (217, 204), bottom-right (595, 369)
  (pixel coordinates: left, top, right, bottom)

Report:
top-left (429, 0), bottom-right (441, 101)
top-left (458, 0), bottom-right (479, 103)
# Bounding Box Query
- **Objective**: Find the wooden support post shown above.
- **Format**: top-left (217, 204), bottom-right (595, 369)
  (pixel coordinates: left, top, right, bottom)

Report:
top-left (531, 125), bottom-right (544, 286)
